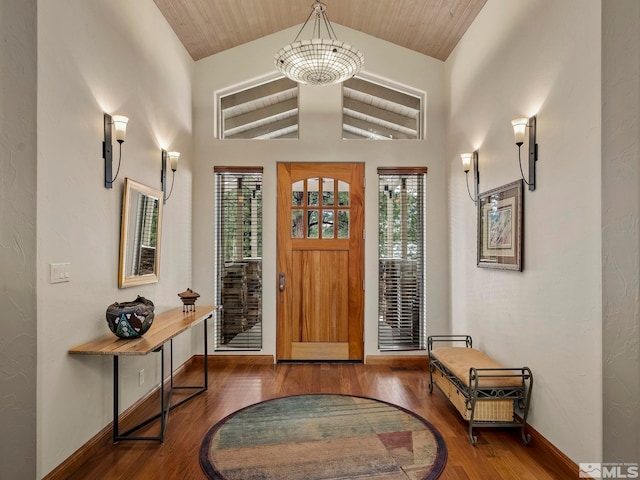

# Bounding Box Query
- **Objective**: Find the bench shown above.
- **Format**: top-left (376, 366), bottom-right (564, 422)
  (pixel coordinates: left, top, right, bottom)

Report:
top-left (427, 335), bottom-right (533, 445)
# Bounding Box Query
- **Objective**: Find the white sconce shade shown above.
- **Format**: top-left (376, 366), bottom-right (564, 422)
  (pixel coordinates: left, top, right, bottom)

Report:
top-left (102, 113), bottom-right (129, 188)
top-left (161, 149), bottom-right (180, 204)
top-left (461, 153), bottom-right (473, 173)
top-left (168, 151), bottom-right (180, 171)
top-left (112, 115), bottom-right (129, 143)
top-left (512, 115), bottom-right (538, 191)
top-left (461, 150), bottom-right (479, 204)
top-left (511, 118), bottom-right (528, 146)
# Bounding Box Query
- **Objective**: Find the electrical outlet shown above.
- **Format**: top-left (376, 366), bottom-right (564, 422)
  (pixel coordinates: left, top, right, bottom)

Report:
top-left (139, 369), bottom-right (144, 386)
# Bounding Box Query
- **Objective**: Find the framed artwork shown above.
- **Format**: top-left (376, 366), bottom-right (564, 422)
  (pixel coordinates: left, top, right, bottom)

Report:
top-left (477, 179), bottom-right (523, 271)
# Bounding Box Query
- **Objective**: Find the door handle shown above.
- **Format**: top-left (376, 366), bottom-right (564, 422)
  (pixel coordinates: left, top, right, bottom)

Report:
top-left (279, 272), bottom-right (285, 291)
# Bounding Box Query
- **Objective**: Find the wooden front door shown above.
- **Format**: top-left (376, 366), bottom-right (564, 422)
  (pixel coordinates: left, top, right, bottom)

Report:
top-left (277, 163), bottom-right (364, 361)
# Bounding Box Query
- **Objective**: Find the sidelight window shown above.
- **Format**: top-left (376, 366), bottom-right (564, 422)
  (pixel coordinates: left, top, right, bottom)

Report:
top-left (377, 168), bottom-right (427, 350)
top-left (214, 167), bottom-right (263, 350)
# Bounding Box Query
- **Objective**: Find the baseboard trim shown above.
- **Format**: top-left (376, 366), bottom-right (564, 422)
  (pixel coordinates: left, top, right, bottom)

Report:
top-left (45, 355), bottom-right (576, 479)
top-left (197, 354), bottom-right (275, 365)
top-left (44, 355), bottom-right (272, 478)
top-left (365, 355), bottom-right (428, 367)
top-left (42, 418), bottom-right (112, 480)
top-left (522, 416), bottom-right (578, 476)
top-left (43, 358), bottom-right (195, 480)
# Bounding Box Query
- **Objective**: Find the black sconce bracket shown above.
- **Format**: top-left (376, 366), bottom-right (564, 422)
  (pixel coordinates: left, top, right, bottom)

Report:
top-left (103, 113), bottom-right (113, 189)
top-left (161, 149), bottom-right (168, 203)
top-left (161, 149), bottom-right (176, 204)
top-left (527, 116), bottom-right (538, 191)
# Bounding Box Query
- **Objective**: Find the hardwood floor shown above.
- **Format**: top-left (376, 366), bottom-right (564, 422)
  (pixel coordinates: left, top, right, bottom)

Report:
top-left (63, 360), bottom-right (575, 479)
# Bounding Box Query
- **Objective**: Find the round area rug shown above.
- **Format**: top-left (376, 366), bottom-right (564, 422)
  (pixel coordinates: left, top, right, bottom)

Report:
top-left (200, 394), bottom-right (447, 480)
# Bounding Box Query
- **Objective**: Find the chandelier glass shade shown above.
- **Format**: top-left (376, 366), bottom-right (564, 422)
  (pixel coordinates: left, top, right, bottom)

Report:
top-left (275, 1), bottom-right (364, 85)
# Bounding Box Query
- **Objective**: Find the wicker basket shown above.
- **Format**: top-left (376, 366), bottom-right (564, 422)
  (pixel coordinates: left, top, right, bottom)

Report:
top-left (432, 368), bottom-right (452, 398)
top-left (433, 367), bottom-right (514, 422)
top-left (449, 386), bottom-right (514, 422)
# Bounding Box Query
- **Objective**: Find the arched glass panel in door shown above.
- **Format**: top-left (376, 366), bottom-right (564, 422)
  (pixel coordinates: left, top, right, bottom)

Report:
top-left (290, 177), bottom-right (350, 240)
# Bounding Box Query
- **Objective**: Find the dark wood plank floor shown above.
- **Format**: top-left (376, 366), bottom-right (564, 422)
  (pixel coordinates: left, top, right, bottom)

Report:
top-left (65, 361), bottom-right (575, 479)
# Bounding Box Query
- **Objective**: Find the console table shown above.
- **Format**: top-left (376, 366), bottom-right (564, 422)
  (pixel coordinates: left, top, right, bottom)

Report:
top-left (69, 306), bottom-right (215, 443)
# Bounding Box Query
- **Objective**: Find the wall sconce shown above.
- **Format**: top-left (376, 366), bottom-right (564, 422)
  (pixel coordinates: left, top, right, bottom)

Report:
top-left (161, 149), bottom-right (180, 203)
top-left (461, 150), bottom-right (479, 204)
top-left (102, 113), bottom-right (129, 189)
top-left (511, 116), bottom-right (538, 191)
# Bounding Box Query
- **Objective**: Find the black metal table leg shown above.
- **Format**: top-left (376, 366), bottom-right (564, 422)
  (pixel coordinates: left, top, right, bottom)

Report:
top-left (204, 315), bottom-right (208, 390)
top-left (113, 346), bottom-right (166, 442)
top-left (160, 345), bottom-right (166, 442)
top-left (113, 356), bottom-right (119, 443)
top-left (111, 313), bottom-right (212, 443)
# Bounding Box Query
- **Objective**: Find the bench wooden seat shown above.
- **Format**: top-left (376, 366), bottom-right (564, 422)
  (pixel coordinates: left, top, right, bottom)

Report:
top-left (428, 335), bottom-right (533, 445)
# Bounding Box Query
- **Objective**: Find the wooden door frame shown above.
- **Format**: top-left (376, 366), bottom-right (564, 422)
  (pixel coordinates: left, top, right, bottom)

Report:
top-left (276, 162), bottom-right (364, 361)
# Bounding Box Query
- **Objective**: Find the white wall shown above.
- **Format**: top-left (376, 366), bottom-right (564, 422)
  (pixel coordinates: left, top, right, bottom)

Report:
top-left (29, 0), bottom-right (630, 474)
top-left (193, 26), bottom-right (449, 359)
top-left (602, 0), bottom-right (640, 464)
top-left (446, 0), bottom-right (602, 463)
top-left (0, 0), bottom-right (37, 478)
top-left (37, 1), bottom-right (194, 476)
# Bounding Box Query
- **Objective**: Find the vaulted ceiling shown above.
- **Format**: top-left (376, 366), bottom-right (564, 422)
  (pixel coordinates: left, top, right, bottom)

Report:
top-left (153, 0), bottom-right (487, 62)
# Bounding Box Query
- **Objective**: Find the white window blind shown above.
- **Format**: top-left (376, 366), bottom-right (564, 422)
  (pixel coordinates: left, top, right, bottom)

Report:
top-left (214, 168), bottom-right (263, 350)
top-left (378, 168), bottom-right (427, 350)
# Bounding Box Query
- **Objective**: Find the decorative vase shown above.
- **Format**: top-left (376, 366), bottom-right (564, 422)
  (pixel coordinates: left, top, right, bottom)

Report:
top-left (178, 288), bottom-right (200, 312)
top-left (106, 296), bottom-right (155, 339)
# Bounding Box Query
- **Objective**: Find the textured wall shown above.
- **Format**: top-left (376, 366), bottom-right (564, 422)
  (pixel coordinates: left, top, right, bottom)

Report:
top-left (37, 1), bottom-right (194, 476)
top-left (446, 0), bottom-right (602, 463)
top-left (602, 0), bottom-right (640, 464)
top-left (0, 0), bottom-right (37, 478)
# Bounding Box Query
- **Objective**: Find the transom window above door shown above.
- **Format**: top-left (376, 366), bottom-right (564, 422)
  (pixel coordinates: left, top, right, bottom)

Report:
top-left (291, 177), bottom-right (350, 239)
top-left (218, 77), bottom-right (299, 139)
top-left (342, 77), bottom-right (424, 140)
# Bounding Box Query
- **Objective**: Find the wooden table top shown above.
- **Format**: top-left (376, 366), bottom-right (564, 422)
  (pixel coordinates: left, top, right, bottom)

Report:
top-left (69, 306), bottom-right (216, 356)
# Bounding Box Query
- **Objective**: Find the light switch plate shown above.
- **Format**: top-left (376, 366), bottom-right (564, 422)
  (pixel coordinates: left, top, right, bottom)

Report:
top-left (50, 262), bottom-right (71, 284)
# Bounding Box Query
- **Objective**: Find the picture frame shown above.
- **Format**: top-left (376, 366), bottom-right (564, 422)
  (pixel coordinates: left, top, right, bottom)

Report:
top-left (477, 179), bottom-right (523, 271)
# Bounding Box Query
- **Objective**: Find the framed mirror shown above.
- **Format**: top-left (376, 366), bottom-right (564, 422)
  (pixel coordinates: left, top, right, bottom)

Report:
top-left (118, 178), bottom-right (163, 288)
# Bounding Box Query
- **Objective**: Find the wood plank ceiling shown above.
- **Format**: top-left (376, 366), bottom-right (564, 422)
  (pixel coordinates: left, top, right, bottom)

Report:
top-left (153, 0), bottom-right (487, 62)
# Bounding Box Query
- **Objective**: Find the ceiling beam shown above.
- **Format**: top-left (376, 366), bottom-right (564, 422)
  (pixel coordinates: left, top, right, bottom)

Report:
top-left (221, 78), bottom-right (297, 109)
top-left (225, 116), bottom-right (298, 139)
top-left (343, 98), bottom-right (417, 130)
top-left (343, 115), bottom-right (415, 140)
top-left (225, 98), bottom-right (298, 130)
top-left (344, 78), bottom-right (420, 110)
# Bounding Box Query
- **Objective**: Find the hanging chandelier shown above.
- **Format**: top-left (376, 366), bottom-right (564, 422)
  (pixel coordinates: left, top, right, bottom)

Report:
top-left (275, 0), bottom-right (364, 86)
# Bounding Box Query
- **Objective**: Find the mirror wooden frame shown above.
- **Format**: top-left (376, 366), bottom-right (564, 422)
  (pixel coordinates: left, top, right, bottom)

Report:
top-left (118, 178), bottom-right (164, 288)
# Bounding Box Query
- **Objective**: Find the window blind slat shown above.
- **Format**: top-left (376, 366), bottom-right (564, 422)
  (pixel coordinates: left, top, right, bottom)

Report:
top-left (378, 174), bottom-right (426, 351)
top-left (215, 172), bottom-right (263, 350)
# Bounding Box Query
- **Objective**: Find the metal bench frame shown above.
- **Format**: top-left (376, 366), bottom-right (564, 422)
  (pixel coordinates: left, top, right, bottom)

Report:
top-left (427, 335), bottom-right (533, 445)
